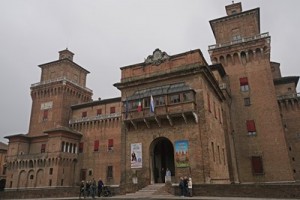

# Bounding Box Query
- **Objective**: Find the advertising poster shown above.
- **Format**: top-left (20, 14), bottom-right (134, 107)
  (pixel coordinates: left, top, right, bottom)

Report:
top-left (131, 143), bottom-right (142, 168)
top-left (175, 140), bottom-right (189, 167)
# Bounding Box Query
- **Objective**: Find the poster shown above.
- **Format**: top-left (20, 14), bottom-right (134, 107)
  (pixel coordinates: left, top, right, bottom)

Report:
top-left (131, 143), bottom-right (142, 168)
top-left (175, 140), bottom-right (189, 167)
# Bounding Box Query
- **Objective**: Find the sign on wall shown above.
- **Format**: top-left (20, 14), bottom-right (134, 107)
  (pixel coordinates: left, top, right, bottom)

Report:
top-left (41, 101), bottom-right (53, 110)
top-left (175, 140), bottom-right (189, 168)
top-left (131, 143), bottom-right (142, 168)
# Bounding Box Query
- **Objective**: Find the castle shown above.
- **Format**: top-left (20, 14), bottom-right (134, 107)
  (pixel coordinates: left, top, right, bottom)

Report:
top-left (2, 2), bottom-right (300, 194)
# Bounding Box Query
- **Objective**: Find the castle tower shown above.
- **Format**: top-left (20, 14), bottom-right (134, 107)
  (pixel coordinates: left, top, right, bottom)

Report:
top-left (28, 49), bottom-right (93, 136)
top-left (208, 2), bottom-right (294, 183)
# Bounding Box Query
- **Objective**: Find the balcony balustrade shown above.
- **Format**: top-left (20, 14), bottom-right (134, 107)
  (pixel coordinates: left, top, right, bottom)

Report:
top-left (69, 112), bottom-right (121, 124)
top-left (277, 93), bottom-right (300, 101)
top-left (208, 32), bottom-right (269, 50)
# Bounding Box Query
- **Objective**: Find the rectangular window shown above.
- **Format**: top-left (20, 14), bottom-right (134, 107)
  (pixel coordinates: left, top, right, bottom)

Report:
top-left (240, 77), bottom-right (249, 92)
top-left (108, 139), bottom-right (113, 151)
top-left (144, 97), bottom-right (150, 108)
top-left (49, 179), bottom-right (52, 186)
top-left (213, 101), bottom-right (217, 118)
top-left (107, 166), bottom-right (113, 178)
top-left (80, 169), bottom-right (87, 181)
top-left (82, 111), bottom-right (87, 118)
top-left (97, 109), bottom-right (102, 116)
top-left (246, 120), bottom-right (257, 136)
top-left (49, 168), bottom-right (53, 175)
top-left (41, 144), bottom-right (46, 153)
top-left (94, 140), bottom-right (99, 152)
top-left (79, 142), bottom-right (84, 153)
top-left (170, 94), bottom-right (180, 104)
top-left (43, 110), bottom-right (48, 121)
top-left (183, 92), bottom-right (193, 102)
top-left (211, 142), bottom-right (215, 162)
top-left (251, 156), bottom-right (264, 175)
top-left (244, 97), bottom-right (251, 106)
top-left (110, 107), bottom-right (115, 114)
top-left (155, 96), bottom-right (165, 106)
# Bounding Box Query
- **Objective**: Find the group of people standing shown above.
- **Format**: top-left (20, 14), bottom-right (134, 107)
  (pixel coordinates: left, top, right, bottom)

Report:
top-left (179, 176), bottom-right (192, 197)
top-left (79, 178), bottom-right (105, 199)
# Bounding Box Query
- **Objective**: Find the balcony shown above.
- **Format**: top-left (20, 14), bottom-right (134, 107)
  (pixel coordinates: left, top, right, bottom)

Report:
top-left (5, 151), bottom-right (78, 162)
top-left (208, 32), bottom-right (269, 50)
top-left (31, 76), bottom-right (92, 93)
top-left (277, 93), bottom-right (300, 101)
top-left (125, 101), bottom-right (198, 129)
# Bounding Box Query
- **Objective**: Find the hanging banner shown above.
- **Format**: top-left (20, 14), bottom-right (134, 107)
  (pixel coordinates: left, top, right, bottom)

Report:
top-left (131, 143), bottom-right (142, 168)
top-left (175, 140), bottom-right (189, 167)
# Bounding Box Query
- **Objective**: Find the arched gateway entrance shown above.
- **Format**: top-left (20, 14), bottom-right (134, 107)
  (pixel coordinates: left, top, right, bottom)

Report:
top-left (150, 137), bottom-right (175, 183)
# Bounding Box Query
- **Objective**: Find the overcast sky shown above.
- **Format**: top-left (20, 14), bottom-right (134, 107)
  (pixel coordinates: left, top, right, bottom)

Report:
top-left (1, 0), bottom-right (299, 143)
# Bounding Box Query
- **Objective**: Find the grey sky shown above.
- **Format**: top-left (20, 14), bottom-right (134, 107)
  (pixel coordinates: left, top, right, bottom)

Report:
top-left (1, 0), bottom-right (299, 143)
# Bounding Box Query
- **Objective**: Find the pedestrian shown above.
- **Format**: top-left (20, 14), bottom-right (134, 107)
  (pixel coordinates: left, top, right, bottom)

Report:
top-left (79, 180), bottom-right (85, 199)
top-left (85, 180), bottom-right (90, 197)
top-left (98, 178), bottom-right (104, 197)
top-left (183, 176), bottom-right (189, 196)
top-left (179, 177), bottom-right (184, 197)
top-left (91, 178), bottom-right (96, 199)
top-left (188, 177), bottom-right (193, 197)
top-left (161, 167), bottom-right (165, 183)
top-left (166, 168), bottom-right (171, 182)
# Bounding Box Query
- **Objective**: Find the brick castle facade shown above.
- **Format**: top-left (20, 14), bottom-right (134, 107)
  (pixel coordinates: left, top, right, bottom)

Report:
top-left (2, 2), bottom-right (300, 193)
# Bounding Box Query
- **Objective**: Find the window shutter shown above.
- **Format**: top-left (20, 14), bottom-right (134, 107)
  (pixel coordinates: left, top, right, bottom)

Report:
top-left (41, 144), bottom-right (46, 153)
top-left (97, 109), bottom-right (102, 116)
top-left (108, 139), bottom-right (113, 150)
top-left (82, 111), bottom-right (87, 118)
top-left (43, 110), bottom-right (48, 119)
top-left (110, 107), bottom-right (115, 114)
top-left (240, 77), bottom-right (248, 86)
top-left (246, 120), bottom-right (256, 132)
top-left (79, 142), bottom-right (84, 153)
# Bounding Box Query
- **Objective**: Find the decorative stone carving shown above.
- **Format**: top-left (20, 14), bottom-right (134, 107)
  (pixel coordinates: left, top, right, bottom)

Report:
top-left (145, 48), bottom-right (169, 65)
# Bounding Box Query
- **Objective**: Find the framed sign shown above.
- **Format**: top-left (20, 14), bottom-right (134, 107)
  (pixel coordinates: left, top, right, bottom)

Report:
top-left (131, 143), bottom-right (142, 168)
top-left (175, 140), bottom-right (189, 167)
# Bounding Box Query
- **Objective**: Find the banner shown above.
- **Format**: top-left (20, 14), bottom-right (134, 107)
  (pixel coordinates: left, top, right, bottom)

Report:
top-left (175, 140), bottom-right (189, 167)
top-left (131, 143), bottom-right (142, 168)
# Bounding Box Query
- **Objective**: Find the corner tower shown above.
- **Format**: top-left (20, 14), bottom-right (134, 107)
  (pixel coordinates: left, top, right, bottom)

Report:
top-left (29, 49), bottom-right (93, 136)
top-left (208, 2), bottom-right (294, 183)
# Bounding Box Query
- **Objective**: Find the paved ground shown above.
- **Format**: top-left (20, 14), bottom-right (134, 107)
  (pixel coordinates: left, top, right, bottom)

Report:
top-left (4, 195), bottom-right (299, 200)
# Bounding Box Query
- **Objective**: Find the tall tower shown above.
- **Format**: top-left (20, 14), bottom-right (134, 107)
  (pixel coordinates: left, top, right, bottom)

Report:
top-left (208, 2), bottom-right (294, 183)
top-left (29, 49), bottom-right (93, 136)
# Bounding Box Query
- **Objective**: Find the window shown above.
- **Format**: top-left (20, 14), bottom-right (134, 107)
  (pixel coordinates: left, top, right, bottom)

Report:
top-left (107, 166), bottom-right (113, 178)
top-left (88, 169), bottom-right (93, 176)
top-left (79, 142), bottom-right (84, 153)
top-left (49, 179), bottom-right (52, 186)
top-left (213, 102), bottom-right (217, 119)
top-left (251, 156), bottom-right (264, 175)
top-left (2, 165), bottom-right (7, 175)
top-left (244, 97), bottom-right (251, 106)
top-left (41, 144), bottom-right (46, 153)
top-left (155, 96), bottom-right (165, 106)
top-left (30, 175), bottom-right (34, 180)
top-left (144, 97), bottom-right (150, 108)
top-left (170, 94), bottom-right (180, 104)
top-left (110, 107), bottom-right (115, 114)
top-left (246, 120), bottom-right (257, 136)
top-left (108, 139), bottom-right (113, 151)
top-left (82, 111), bottom-right (87, 118)
top-left (80, 169), bottom-right (87, 181)
top-left (240, 77), bottom-right (249, 92)
top-left (61, 179), bottom-right (64, 186)
top-left (94, 140), bottom-right (99, 152)
top-left (97, 109), bottom-right (102, 116)
top-left (183, 92), bottom-right (193, 102)
top-left (49, 168), bottom-right (53, 175)
top-left (43, 109), bottom-right (48, 121)
top-left (211, 142), bottom-right (215, 162)
top-left (61, 141), bottom-right (65, 152)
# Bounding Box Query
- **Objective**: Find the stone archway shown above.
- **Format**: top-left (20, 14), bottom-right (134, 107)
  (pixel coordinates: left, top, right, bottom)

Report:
top-left (150, 137), bottom-right (175, 184)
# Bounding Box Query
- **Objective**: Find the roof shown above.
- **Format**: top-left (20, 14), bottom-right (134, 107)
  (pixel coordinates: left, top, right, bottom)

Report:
top-left (71, 97), bottom-right (121, 110)
top-left (209, 63), bottom-right (226, 77)
top-left (43, 126), bottom-right (82, 136)
top-left (39, 58), bottom-right (90, 74)
top-left (0, 141), bottom-right (8, 150)
top-left (273, 76), bottom-right (299, 86)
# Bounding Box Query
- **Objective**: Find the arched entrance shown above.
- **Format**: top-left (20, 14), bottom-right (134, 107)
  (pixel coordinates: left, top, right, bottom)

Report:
top-left (150, 137), bottom-right (175, 183)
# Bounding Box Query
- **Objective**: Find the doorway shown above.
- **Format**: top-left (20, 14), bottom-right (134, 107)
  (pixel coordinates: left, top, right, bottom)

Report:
top-left (150, 137), bottom-right (175, 183)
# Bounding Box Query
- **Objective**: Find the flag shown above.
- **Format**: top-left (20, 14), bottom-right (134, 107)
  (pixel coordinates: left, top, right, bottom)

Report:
top-left (150, 95), bottom-right (155, 113)
top-left (137, 99), bottom-right (142, 112)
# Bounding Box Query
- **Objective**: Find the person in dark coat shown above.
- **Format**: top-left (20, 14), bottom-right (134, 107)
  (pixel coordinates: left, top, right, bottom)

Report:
top-left (79, 180), bottom-right (85, 199)
top-left (161, 167), bottom-right (165, 183)
top-left (179, 177), bottom-right (184, 197)
top-left (98, 178), bottom-right (104, 197)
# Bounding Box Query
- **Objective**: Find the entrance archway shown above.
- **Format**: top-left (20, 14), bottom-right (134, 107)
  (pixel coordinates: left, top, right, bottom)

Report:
top-left (150, 137), bottom-right (175, 183)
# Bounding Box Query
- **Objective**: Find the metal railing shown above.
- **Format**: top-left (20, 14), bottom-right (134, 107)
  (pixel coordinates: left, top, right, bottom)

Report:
top-left (31, 76), bottom-right (92, 93)
top-left (208, 32), bottom-right (269, 50)
top-left (277, 93), bottom-right (300, 100)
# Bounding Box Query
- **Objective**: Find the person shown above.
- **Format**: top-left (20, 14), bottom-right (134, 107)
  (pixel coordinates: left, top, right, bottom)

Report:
top-left (165, 168), bottom-right (171, 182)
top-left (85, 180), bottom-right (90, 197)
top-left (183, 176), bottom-right (189, 196)
top-left (131, 152), bottom-right (137, 161)
top-left (188, 177), bottom-right (193, 197)
top-left (161, 167), bottom-right (165, 183)
top-left (90, 178), bottom-right (97, 199)
top-left (98, 178), bottom-right (104, 197)
top-left (179, 177), bottom-right (184, 197)
top-left (79, 180), bottom-right (85, 199)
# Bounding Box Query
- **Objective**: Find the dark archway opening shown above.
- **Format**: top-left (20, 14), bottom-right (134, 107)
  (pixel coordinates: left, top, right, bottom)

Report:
top-left (152, 137), bottom-right (175, 183)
